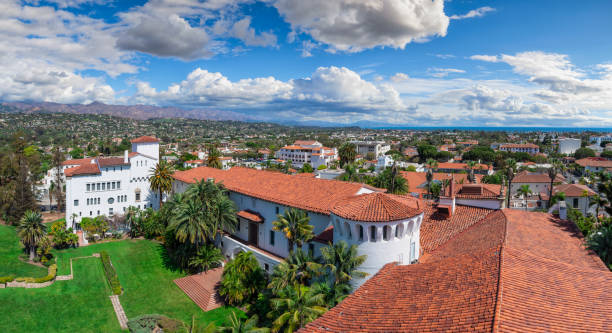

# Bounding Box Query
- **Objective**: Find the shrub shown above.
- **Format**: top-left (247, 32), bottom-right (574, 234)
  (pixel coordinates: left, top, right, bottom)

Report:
top-left (317, 164), bottom-right (327, 170)
top-left (127, 314), bottom-right (185, 333)
top-left (0, 276), bottom-right (15, 283)
top-left (100, 251), bottom-right (122, 295)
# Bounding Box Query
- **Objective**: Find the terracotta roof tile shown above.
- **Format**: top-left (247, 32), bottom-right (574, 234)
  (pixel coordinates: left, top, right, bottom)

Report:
top-left (401, 171), bottom-right (482, 195)
top-left (575, 157), bottom-right (612, 168)
top-left (499, 143), bottom-right (539, 149)
top-left (513, 170), bottom-right (565, 183)
top-left (313, 225), bottom-right (333, 244)
top-left (552, 183), bottom-right (596, 197)
top-left (331, 193), bottom-right (423, 222)
top-left (64, 163), bottom-right (100, 177)
top-left (237, 210), bottom-right (264, 223)
top-left (131, 135), bottom-right (159, 143)
top-left (172, 167), bottom-right (374, 214)
top-left (98, 157), bottom-right (129, 167)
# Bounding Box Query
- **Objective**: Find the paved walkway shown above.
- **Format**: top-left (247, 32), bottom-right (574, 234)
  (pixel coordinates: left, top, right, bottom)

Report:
top-left (109, 295), bottom-right (128, 329)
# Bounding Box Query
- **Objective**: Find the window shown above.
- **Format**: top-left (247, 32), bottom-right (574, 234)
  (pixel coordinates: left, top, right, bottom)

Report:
top-left (101, 183), bottom-right (106, 190)
top-left (383, 226), bottom-right (391, 241)
top-left (117, 181), bottom-right (120, 189)
top-left (112, 182), bottom-right (116, 190)
top-left (237, 221), bottom-right (240, 231)
top-left (90, 211), bottom-right (92, 216)
top-left (96, 183), bottom-right (100, 191)
top-left (370, 226), bottom-right (377, 242)
top-left (97, 210), bottom-right (100, 216)
top-left (573, 198), bottom-right (579, 207)
top-left (74, 199), bottom-right (79, 206)
top-left (270, 230), bottom-right (275, 245)
top-left (264, 263), bottom-right (269, 271)
top-left (108, 197), bottom-right (114, 204)
top-left (308, 243), bottom-right (314, 256)
top-left (275, 207), bottom-right (279, 215)
top-left (107, 182), bottom-right (111, 190)
top-left (87, 184), bottom-right (91, 191)
top-left (109, 208), bottom-right (113, 215)
top-left (358, 225), bottom-right (364, 241)
top-left (135, 191), bottom-right (141, 202)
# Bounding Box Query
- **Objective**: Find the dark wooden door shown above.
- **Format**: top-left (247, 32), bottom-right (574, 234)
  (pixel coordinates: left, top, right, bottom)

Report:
top-left (248, 223), bottom-right (258, 246)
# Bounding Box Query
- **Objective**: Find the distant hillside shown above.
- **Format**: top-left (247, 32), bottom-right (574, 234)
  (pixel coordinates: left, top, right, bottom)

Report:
top-left (0, 101), bottom-right (254, 122)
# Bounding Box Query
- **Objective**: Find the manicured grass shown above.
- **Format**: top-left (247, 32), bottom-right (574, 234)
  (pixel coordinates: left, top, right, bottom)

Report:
top-left (0, 228), bottom-right (239, 332)
top-left (0, 224), bottom-right (47, 278)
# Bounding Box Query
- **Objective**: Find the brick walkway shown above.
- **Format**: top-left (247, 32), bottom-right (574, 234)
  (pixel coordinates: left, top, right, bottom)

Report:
top-left (109, 295), bottom-right (128, 329)
top-left (173, 267), bottom-right (224, 312)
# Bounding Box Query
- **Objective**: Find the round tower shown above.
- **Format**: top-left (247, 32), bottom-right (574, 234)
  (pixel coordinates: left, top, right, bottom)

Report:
top-left (330, 192), bottom-right (424, 287)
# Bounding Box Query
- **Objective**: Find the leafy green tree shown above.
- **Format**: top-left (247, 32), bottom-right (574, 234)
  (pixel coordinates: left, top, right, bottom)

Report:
top-left (271, 284), bottom-right (327, 333)
top-left (69, 147), bottom-right (84, 159)
top-left (417, 144), bottom-right (437, 161)
top-left (149, 160), bottom-right (174, 208)
top-left (81, 216), bottom-right (109, 239)
top-left (586, 223), bottom-right (612, 268)
top-left (339, 163), bottom-right (360, 182)
top-left (338, 143), bottom-right (356, 167)
top-left (370, 166), bottom-right (408, 194)
top-left (300, 163), bottom-right (313, 173)
top-left (189, 243), bottom-right (224, 273)
top-left (219, 252), bottom-right (266, 306)
top-left (222, 312), bottom-right (269, 333)
top-left (17, 210), bottom-right (46, 261)
top-left (185, 180), bottom-right (237, 239)
top-left (170, 197), bottom-right (210, 249)
top-left (574, 147), bottom-right (595, 159)
top-left (273, 208), bottom-right (314, 252)
top-left (430, 182), bottom-right (442, 199)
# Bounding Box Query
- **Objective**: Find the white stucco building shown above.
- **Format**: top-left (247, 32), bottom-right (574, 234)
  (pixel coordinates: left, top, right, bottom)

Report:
top-left (350, 140), bottom-right (390, 157)
top-left (558, 138), bottom-right (581, 154)
top-left (172, 166), bottom-right (424, 286)
top-left (499, 143), bottom-right (540, 154)
top-left (275, 140), bottom-right (338, 169)
top-left (64, 136), bottom-right (161, 229)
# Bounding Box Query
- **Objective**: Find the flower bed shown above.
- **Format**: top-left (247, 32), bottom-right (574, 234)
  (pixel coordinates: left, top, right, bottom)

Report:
top-left (100, 251), bottom-right (122, 295)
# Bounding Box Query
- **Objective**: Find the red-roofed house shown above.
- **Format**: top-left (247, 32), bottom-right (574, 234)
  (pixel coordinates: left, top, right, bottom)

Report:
top-left (274, 141), bottom-right (337, 169)
top-left (499, 143), bottom-right (540, 154)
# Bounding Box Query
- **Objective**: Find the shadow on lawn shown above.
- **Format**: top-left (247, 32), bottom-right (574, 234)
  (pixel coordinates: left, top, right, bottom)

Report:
top-left (155, 243), bottom-right (185, 273)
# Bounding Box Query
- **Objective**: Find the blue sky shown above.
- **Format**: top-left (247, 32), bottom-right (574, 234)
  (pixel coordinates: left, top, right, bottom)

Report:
top-left (1, 0), bottom-right (611, 126)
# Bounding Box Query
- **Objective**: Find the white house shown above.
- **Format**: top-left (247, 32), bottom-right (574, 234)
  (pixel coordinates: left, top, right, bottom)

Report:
top-left (575, 157), bottom-right (612, 174)
top-left (499, 143), bottom-right (540, 154)
top-left (172, 166), bottom-right (424, 287)
top-left (64, 136), bottom-right (160, 229)
top-left (558, 138), bottom-right (581, 154)
top-left (275, 141), bottom-right (337, 169)
top-left (350, 140), bottom-right (390, 157)
top-left (551, 184), bottom-right (596, 216)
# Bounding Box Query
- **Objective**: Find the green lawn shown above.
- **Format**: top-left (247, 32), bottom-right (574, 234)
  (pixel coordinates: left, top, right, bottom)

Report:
top-left (0, 224), bottom-right (47, 278)
top-left (0, 225), bottom-right (238, 332)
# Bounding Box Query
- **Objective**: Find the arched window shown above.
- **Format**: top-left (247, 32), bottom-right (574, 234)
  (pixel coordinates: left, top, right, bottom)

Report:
top-left (358, 225), bottom-right (364, 241)
top-left (407, 220), bottom-right (415, 235)
top-left (395, 223), bottom-right (404, 239)
top-left (383, 225), bottom-right (391, 241)
top-left (344, 222), bottom-right (352, 240)
top-left (370, 226), bottom-right (377, 242)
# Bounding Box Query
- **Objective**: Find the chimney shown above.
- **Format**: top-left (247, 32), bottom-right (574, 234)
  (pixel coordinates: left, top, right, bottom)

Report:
top-left (124, 150), bottom-right (128, 164)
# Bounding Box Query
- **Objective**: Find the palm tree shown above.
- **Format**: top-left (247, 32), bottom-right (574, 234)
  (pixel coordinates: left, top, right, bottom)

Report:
top-left (320, 241), bottom-right (366, 289)
top-left (339, 163), bottom-right (359, 182)
top-left (590, 194), bottom-right (608, 217)
top-left (505, 158), bottom-right (517, 207)
top-left (207, 144), bottom-right (222, 169)
top-left (186, 180), bottom-right (237, 239)
top-left (517, 185), bottom-right (532, 209)
top-left (149, 160), bottom-right (174, 208)
top-left (188, 243), bottom-right (224, 273)
top-left (219, 252), bottom-right (266, 306)
top-left (171, 198), bottom-right (210, 249)
top-left (125, 206), bottom-right (141, 238)
top-left (586, 224), bottom-right (612, 268)
top-left (547, 163), bottom-right (559, 208)
top-left (425, 158), bottom-right (438, 171)
top-left (426, 169), bottom-right (434, 199)
top-left (271, 284), bottom-right (327, 333)
top-left (466, 160), bottom-right (476, 183)
top-left (338, 142), bottom-right (356, 167)
top-left (48, 180), bottom-right (55, 211)
top-left (273, 208), bottom-right (314, 252)
top-left (17, 210), bottom-right (46, 261)
top-left (309, 281), bottom-right (350, 308)
top-left (222, 312), bottom-right (269, 333)
top-left (441, 179), bottom-right (451, 196)
top-left (268, 249), bottom-right (322, 293)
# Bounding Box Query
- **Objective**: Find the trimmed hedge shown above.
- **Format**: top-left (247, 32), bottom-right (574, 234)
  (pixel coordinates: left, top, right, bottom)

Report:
top-left (0, 275), bottom-right (15, 283)
top-left (100, 251), bottom-right (122, 295)
top-left (15, 264), bottom-right (57, 283)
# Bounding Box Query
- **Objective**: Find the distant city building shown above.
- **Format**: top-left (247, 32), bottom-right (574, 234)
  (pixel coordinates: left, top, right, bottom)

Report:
top-left (558, 138), bottom-right (581, 154)
top-left (350, 140), bottom-right (390, 157)
top-left (575, 157), bottom-right (612, 174)
top-left (589, 134), bottom-right (612, 145)
top-left (184, 160), bottom-right (205, 168)
top-left (275, 141), bottom-right (337, 169)
top-left (64, 136), bottom-right (161, 230)
top-left (498, 143), bottom-right (540, 154)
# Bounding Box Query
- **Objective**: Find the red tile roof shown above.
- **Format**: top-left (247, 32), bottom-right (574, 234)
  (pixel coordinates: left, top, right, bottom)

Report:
top-left (513, 170), bottom-right (565, 183)
top-left (64, 163), bottom-right (100, 177)
top-left (552, 183), bottom-right (596, 197)
top-left (172, 167), bottom-right (377, 214)
top-left (304, 209), bottom-right (610, 332)
top-left (575, 157), bottom-right (612, 168)
top-left (331, 193), bottom-right (423, 222)
top-left (452, 183), bottom-right (504, 199)
top-left (131, 136), bottom-right (159, 143)
top-left (97, 157), bottom-right (129, 167)
top-left (435, 162), bottom-right (492, 170)
top-left (499, 143), bottom-right (539, 149)
top-left (237, 210), bottom-right (264, 223)
top-left (400, 171), bottom-right (482, 195)
top-left (313, 225), bottom-right (333, 244)
top-left (61, 157), bottom-right (93, 166)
